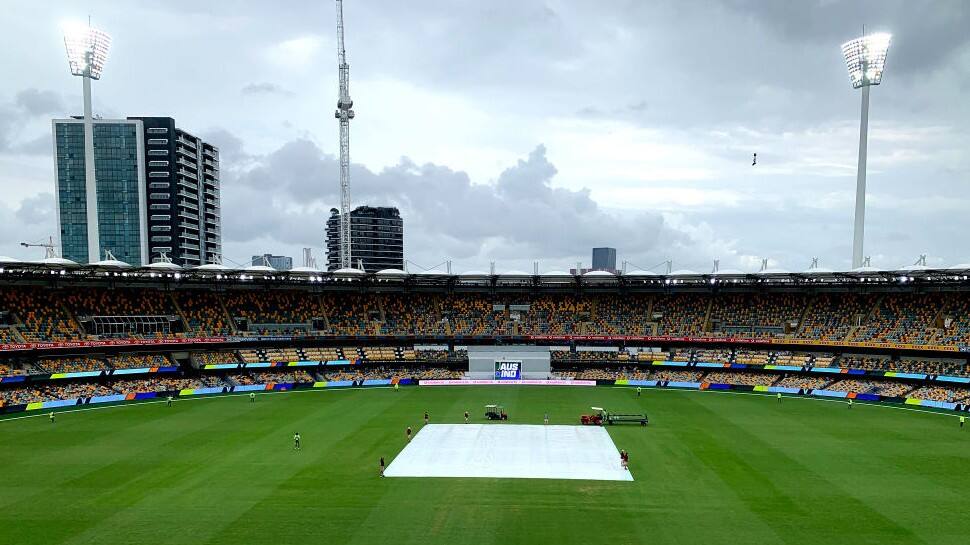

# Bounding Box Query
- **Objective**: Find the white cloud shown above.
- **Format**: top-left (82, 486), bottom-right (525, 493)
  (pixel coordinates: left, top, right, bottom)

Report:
top-left (264, 35), bottom-right (324, 68)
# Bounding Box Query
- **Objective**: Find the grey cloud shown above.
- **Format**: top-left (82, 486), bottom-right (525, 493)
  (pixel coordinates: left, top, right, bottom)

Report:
top-left (13, 134), bottom-right (52, 156)
top-left (222, 137), bottom-right (680, 265)
top-left (0, 195), bottom-right (56, 258)
top-left (721, 0), bottom-right (970, 77)
top-left (0, 88), bottom-right (64, 152)
top-left (14, 89), bottom-right (65, 116)
top-left (198, 127), bottom-right (250, 165)
top-left (241, 82), bottom-right (293, 96)
top-left (15, 193), bottom-right (55, 226)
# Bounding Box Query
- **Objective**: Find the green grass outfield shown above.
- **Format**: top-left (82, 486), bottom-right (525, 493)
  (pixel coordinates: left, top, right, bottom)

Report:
top-left (0, 386), bottom-right (967, 545)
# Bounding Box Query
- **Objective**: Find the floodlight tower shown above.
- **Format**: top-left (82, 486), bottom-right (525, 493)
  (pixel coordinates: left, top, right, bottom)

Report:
top-left (63, 21), bottom-right (111, 263)
top-left (334, 0), bottom-right (355, 269)
top-left (841, 31), bottom-right (891, 269)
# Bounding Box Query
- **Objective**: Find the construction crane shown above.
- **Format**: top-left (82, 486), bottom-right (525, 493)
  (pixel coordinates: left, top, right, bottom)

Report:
top-left (20, 236), bottom-right (58, 259)
top-left (334, 0), bottom-right (355, 269)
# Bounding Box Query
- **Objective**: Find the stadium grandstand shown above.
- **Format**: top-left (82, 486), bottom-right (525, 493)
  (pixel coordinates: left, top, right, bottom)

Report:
top-left (0, 263), bottom-right (969, 413)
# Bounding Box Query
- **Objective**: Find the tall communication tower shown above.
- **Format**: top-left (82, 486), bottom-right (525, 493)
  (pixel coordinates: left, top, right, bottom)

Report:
top-left (334, 0), bottom-right (355, 269)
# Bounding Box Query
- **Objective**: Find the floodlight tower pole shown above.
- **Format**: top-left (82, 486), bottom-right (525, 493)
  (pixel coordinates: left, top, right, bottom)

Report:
top-left (80, 51), bottom-right (99, 263)
top-left (842, 32), bottom-right (891, 269)
top-left (64, 22), bottom-right (111, 263)
top-left (334, 0), bottom-right (355, 269)
top-left (852, 84), bottom-right (870, 269)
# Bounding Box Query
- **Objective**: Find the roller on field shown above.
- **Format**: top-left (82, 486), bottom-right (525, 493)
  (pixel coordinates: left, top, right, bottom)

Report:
top-left (582, 407), bottom-right (647, 426)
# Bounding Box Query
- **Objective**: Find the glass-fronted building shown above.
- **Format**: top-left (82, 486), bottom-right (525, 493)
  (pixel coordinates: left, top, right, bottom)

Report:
top-left (52, 116), bottom-right (221, 267)
top-left (592, 247), bottom-right (617, 272)
top-left (251, 254), bottom-right (293, 270)
top-left (53, 119), bottom-right (147, 265)
top-left (326, 206), bottom-right (404, 272)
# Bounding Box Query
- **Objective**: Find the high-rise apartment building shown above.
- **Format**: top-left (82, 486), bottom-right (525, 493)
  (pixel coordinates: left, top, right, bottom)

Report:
top-left (326, 206), bottom-right (403, 272)
top-left (52, 116), bottom-right (221, 266)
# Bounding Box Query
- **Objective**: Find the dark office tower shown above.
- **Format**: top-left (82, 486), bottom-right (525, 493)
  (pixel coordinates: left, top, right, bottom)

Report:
top-left (251, 254), bottom-right (293, 270)
top-left (326, 206), bottom-right (403, 272)
top-left (592, 247), bottom-right (617, 272)
top-left (127, 117), bottom-right (221, 267)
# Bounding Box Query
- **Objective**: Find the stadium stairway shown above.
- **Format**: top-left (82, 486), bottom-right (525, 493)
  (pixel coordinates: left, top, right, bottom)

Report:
top-left (217, 298), bottom-right (238, 334)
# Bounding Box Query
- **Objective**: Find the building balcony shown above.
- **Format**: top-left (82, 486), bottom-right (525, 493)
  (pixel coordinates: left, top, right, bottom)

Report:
top-left (177, 169), bottom-right (198, 181)
top-left (177, 156), bottom-right (197, 168)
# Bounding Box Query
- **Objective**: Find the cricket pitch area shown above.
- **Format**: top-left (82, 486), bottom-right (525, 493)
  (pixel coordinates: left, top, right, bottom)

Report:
top-left (384, 424), bottom-right (634, 481)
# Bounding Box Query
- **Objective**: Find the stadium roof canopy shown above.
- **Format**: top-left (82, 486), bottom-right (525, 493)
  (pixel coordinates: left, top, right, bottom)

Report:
top-left (623, 269), bottom-right (658, 277)
top-left (145, 261), bottom-right (182, 270)
top-left (1, 260), bottom-right (969, 291)
top-left (375, 268), bottom-right (407, 277)
top-left (290, 266), bottom-right (323, 274)
top-left (711, 268), bottom-right (746, 276)
top-left (91, 259), bottom-right (131, 268)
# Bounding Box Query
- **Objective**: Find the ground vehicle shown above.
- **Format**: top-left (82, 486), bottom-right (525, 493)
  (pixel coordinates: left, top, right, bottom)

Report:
top-left (485, 404), bottom-right (508, 420)
top-left (582, 407), bottom-right (647, 426)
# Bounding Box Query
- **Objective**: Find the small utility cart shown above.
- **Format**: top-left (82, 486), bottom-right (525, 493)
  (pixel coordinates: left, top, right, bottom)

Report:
top-left (582, 407), bottom-right (647, 426)
top-left (485, 404), bottom-right (508, 420)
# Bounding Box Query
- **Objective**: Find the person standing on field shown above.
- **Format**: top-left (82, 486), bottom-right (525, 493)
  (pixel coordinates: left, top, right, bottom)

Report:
top-left (637, 386), bottom-right (642, 398)
top-left (379, 456), bottom-right (385, 477)
top-left (464, 410), bottom-right (469, 423)
top-left (250, 392), bottom-right (256, 403)
top-left (406, 426), bottom-right (412, 442)
top-left (293, 432), bottom-right (301, 450)
top-left (424, 411), bottom-right (429, 426)
top-left (960, 415), bottom-right (965, 429)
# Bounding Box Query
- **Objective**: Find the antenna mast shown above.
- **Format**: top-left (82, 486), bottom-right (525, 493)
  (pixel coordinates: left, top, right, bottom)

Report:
top-left (334, 0), bottom-right (355, 269)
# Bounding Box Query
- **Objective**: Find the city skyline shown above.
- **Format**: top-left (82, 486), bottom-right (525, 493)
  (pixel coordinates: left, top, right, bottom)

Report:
top-left (0, 1), bottom-right (968, 273)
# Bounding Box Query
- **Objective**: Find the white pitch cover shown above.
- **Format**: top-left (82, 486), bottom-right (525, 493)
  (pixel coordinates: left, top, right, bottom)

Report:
top-left (384, 424), bottom-right (633, 482)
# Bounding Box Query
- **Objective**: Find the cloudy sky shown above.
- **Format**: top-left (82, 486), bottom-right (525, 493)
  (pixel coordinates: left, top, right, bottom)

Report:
top-left (0, 0), bottom-right (967, 272)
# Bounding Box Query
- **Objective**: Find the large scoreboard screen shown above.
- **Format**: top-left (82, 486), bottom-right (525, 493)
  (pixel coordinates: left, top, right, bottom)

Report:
top-left (494, 360), bottom-right (522, 380)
